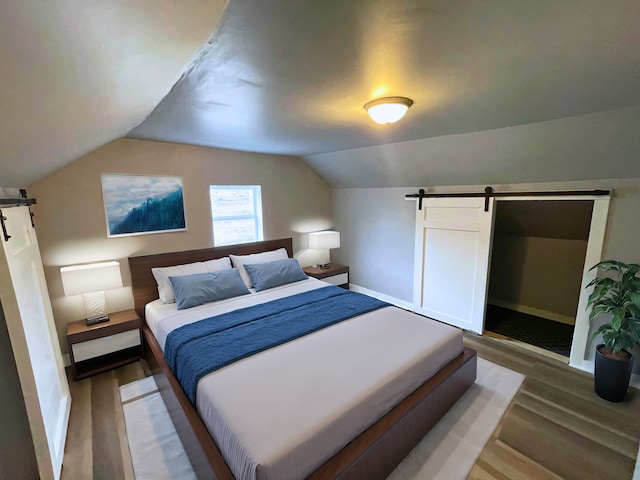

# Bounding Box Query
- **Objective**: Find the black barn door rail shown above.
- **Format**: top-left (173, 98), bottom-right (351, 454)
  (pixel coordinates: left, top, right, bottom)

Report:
top-left (0, 189), bottom-right (37, 240)
top-left (405, 186), bottom-right (611, 211)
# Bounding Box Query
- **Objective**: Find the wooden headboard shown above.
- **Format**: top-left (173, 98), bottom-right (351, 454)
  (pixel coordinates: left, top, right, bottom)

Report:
top-left (128, 238), bottom-right (293, 320)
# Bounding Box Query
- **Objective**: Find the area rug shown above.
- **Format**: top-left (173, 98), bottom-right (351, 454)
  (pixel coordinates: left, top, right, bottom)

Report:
top-left (388, 357), bottom-right (525, 479)
top-left (120, 377), bottom-right (195, 480)
top-left (485, 304), bottom-right (574, 357)
top-left (120, 358), bottom-right (524, 479)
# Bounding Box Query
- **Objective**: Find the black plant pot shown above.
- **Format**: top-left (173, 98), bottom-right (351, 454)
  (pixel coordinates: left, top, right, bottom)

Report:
top-left (594, 344), bottom-right (635, 402)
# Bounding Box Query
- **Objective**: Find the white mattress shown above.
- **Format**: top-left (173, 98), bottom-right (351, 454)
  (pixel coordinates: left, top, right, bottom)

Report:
top-left (146, 278), bottom-right (463, 480)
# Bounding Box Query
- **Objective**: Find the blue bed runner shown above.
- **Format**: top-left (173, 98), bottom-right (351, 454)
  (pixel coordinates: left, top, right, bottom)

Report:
top-left (164, 285), bottom-right (390, 404)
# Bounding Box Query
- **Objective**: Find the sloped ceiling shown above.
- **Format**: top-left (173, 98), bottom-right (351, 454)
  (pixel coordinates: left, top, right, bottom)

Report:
top-left (0, 0), bottom-right (228, 188)
top-left (129, 0), bottom-right (640, 187)
top-left (494, 200), bottom-right (593, 241)
top-left (2, 1), bottom-right (640, 189)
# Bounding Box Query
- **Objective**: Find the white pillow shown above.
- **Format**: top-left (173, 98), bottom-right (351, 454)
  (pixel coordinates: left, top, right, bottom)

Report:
top-left (230, 248), bottom-right (289, 287)
top-left (204, 256), bottom-right (232, 272)
top-left (152, 262), bottom-right (207, 303)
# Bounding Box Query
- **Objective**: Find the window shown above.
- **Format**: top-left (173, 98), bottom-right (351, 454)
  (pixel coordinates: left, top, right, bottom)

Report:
top-left (210, 185), bottom-right (263, 246)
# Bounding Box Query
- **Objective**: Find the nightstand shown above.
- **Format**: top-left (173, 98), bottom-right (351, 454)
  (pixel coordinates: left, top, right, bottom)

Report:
top-left (303, 263), bottom-right (350, 289)
top-left (67, 309), bottom-right (142, 380)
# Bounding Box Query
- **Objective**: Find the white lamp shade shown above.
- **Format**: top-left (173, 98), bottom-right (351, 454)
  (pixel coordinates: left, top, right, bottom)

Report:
top-left (60, 261), bottom-right (123, 296)
top-left (309, 231), bottom-right (340, 250)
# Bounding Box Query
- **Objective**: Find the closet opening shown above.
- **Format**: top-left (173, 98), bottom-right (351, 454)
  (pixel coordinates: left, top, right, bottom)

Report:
top-left (485, 199), bottom-right (594, 360)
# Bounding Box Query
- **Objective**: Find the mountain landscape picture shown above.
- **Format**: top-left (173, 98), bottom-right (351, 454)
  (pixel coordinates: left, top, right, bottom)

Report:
top-left (101, 174), bottom-right (186, 237)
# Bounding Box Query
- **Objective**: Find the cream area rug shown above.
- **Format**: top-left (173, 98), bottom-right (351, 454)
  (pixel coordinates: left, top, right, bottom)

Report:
top-left (120, 358), bottom-right (524, 480)
top-left (120, 377), bottom-right (196, 480)
top-left (388, 358), bottom-right (524, 479)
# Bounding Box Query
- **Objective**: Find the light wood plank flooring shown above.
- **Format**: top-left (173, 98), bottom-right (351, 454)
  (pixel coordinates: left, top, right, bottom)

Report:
top-left (60, 334), bottom-right (639, 479)
top-left (465, 333), bottom-right (640, 480)
top-left (62, 361), bottom-right (150, 480)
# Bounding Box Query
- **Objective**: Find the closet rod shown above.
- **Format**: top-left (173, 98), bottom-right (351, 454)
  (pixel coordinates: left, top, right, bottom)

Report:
top-left (405, 187), bottom-right (611, 211)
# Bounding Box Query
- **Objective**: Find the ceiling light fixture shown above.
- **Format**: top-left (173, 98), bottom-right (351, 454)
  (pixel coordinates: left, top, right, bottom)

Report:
top-left (364, 96), bottom-right (414, 124)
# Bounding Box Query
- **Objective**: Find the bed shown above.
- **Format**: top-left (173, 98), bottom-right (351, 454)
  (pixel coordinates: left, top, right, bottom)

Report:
top-left (129, 238), bottom-right (477, 480)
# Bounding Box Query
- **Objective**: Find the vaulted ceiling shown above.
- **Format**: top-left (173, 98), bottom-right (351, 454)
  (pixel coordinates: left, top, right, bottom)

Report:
top-left (0, 0), bottom-right (228, 188)
top-left (2, 1), bottom-right (640, 189)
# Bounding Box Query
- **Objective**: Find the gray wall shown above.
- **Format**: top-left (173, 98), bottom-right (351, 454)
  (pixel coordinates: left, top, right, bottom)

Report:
top-left (0, 301), bottom-right (39, 480)
top-left (334, 178), bottom-right (640, 301)
top-left (488, 234), bottom-right (588, 321)
top-left (332, 187), bottom-right (414, 302)
top-left (333, 178), bottom-right (640, 367)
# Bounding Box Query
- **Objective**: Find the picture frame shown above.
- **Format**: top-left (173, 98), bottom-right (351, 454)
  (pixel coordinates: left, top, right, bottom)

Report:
top-left (101, 174), bottom-right (186, 237)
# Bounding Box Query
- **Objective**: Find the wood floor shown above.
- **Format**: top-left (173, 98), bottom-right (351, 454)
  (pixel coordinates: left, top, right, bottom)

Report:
top-left (60, 334), bottom-right (639, 479)
top-left (465, 333), bottom-right (640, 480)
top-left (61, 360), bottom-right (150, 480)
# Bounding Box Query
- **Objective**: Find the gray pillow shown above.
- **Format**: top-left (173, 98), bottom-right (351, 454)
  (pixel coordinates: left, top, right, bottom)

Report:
top-left (169, 269), bottom-right (250, 310)
top-left (243, 258), bottom-right (308, 292)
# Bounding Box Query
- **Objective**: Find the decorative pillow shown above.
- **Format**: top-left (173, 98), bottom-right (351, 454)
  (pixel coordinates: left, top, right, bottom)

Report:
top-left (152, 262), bottom-right (208, 303)
top-left (169, 269), bottom-right (250, 310)
top-left (204, 256), bottom-right (232, 272)
top-left (243, 258), bottom-right (308, 292)
top-left (230, 248), bottom-right (289, 288)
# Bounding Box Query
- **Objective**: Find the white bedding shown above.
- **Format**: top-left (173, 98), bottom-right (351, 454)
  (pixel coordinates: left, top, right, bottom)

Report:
top-left (146, 278), bottom-right (463, 480)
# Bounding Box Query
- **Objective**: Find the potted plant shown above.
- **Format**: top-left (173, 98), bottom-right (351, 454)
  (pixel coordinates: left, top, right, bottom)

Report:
top-left (586, 260), bottom-right (640, 402)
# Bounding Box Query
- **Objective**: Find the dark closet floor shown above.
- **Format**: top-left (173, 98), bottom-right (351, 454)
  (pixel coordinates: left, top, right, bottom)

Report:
top-left (484, 305), bottom-right (574, 357)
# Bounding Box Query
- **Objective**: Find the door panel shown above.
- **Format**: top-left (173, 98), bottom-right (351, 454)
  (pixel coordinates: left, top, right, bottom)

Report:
top-left (413, 197), bottom-right (494, 333)
top-left (0, 207), bottom-right (70, 480)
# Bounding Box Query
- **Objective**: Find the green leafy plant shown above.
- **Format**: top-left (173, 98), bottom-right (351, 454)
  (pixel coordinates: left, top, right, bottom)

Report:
top-left (587, 260), bottom-right (640, 355)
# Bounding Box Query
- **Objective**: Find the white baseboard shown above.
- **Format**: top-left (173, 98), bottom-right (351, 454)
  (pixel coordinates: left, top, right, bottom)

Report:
top-left (570, 358), bottom-right (594, 375)
top-left (488, 298), bottom-right (576, 325)
top-left (349, 284), bottom-right (414, 311)
top-left (570, 358), bottom-right (640, 389)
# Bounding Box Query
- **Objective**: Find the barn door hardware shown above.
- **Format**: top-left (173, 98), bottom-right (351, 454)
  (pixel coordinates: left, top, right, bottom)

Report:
top-left (0, 196), bottom-right (36, 207)
top-left (1, 210), bottom-right (10, 242)
top-left (20, 189), bottom-right (36, 227)
top-left (406, 187), bottom-right (611, 211)
top-left (417, 188), bottom-right (425, 211)
top-left (483, 186), bottom-right (493, 212)
top-left (405, 187), bottom-right (495, 211)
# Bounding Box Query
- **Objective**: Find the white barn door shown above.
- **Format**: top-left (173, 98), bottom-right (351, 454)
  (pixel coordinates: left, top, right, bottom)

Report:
top-left (413, 197), bottom-right (494, 334)
top-left (0, 206), bottom-right (70, 480)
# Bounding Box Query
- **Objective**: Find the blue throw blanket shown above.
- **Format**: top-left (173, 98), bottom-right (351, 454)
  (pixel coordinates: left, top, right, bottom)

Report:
top-left (164, 285), bottom-right (390, 404)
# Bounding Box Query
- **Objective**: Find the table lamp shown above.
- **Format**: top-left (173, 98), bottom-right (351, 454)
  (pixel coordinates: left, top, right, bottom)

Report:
top-left (309, 231), bottom-right (340, 269)
top-left (61, 261), bottom-right (123, 325)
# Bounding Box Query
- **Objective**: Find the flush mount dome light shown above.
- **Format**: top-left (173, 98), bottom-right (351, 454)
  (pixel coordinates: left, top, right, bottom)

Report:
top-left (364, 96), bottom-right (414, 124)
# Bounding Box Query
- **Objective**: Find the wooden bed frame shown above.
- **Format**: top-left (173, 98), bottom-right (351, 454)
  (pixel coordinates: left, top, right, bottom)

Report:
top-left (128, 238), bottom-right (477, 480)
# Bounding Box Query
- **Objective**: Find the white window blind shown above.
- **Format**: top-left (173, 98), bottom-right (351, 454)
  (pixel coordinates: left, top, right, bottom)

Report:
top-left (210, 185), bottom-right (263, 246)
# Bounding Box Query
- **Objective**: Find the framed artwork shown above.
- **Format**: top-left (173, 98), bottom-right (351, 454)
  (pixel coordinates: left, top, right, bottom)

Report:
top-left (101, 174), bottom-right (186, 237)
